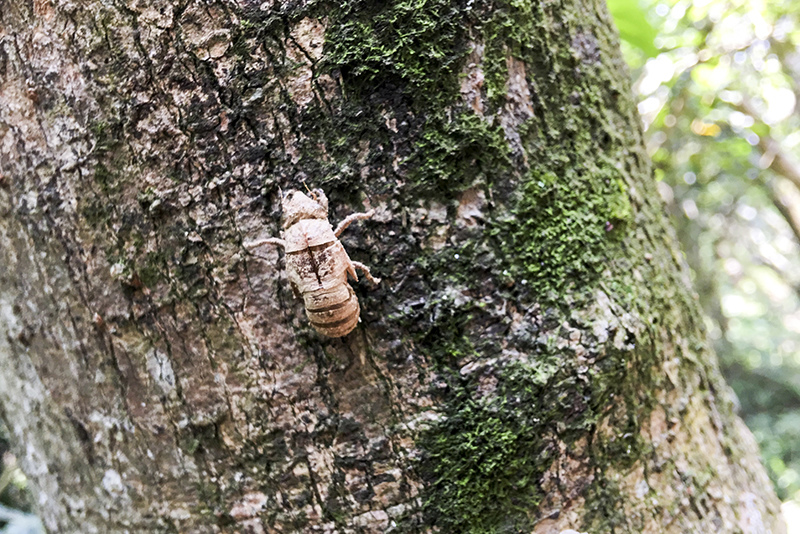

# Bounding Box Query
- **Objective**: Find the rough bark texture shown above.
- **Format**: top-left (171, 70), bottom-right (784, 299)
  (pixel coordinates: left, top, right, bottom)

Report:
top-left (0, 0), bottom-right (784, 532)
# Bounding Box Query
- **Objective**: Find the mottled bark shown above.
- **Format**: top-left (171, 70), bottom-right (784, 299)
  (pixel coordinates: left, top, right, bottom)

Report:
top-left (0, 0), bottom-right (784, 533)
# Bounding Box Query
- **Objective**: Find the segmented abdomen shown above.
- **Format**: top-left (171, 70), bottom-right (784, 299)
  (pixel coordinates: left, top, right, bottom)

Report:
top-left (302, 283), bottom-right (360, 337)
top-left (284, 232), bottom-right (360, 337)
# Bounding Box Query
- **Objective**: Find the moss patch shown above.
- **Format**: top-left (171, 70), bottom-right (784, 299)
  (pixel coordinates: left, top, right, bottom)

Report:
top-left (409, 112), bottom-right (511, 197)
top-left (418, 352), bottom-right (624, 533)
top-left (417, 364), bottom-right (550, 533)
top-left (479, 0), bottom-right (548, 105)
top-left (323, 0), bottom-right (471, 106)
top-left (492, 161), bottom-right (632, 299)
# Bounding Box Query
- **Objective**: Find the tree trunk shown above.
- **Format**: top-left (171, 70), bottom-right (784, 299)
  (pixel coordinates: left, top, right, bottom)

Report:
top-left (0, 0), bottom-right (784, 532)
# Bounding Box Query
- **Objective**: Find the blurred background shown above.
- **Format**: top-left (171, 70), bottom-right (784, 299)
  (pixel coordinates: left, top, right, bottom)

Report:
top-left (2, 0), bottom-right (799, 531)
top-left (608, 0), bottom-right (800, 526)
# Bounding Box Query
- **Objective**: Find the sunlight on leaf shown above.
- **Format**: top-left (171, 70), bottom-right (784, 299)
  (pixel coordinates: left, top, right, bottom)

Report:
top-left (607, 0), bottom-right (659, 57)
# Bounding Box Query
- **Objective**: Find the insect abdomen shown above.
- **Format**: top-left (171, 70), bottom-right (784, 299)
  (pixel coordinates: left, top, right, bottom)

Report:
top-left (283, 224), bottom-right (361, 337)
top-left (303, 282), bottom-right (360, 337)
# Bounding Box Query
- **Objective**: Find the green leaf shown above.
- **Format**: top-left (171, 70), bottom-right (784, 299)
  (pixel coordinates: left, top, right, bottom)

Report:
top-left (607, 0), bottom-right (659, 57)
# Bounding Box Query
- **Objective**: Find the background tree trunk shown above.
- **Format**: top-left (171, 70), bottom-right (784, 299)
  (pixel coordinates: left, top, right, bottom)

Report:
top-left (0, 0), bottom-right (784, 532)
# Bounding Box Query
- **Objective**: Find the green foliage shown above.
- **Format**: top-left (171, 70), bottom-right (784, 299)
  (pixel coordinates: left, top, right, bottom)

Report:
top-left (606, 0), bottom-right (658, 57)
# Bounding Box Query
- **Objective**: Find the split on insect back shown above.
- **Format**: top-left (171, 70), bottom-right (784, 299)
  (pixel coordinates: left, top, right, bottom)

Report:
top-left (246, 188), bottom-right (380, 337)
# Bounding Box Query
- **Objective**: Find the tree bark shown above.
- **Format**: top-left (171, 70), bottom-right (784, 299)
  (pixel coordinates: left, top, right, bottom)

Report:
top-left (0, 0), bottom-right (784, 532)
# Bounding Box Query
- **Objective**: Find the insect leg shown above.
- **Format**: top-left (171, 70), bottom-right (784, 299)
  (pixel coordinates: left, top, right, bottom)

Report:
top-left (245, 237), bottom-right (286, 249)
top-left (334, 209), bottom-right (375, 237)
top-left (351, 261), bottom-right (381, 285)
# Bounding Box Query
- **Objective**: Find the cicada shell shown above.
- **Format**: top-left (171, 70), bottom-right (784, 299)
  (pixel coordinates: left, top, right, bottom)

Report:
top-left (248, 189), bottom-right (380, 337)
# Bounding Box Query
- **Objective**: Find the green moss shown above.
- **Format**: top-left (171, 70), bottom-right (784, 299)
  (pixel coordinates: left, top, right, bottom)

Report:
top-left (136, 187), bottom-right (158, 210)
top-left (409, 112), bottom-right (511, 197)
top-left (84, 119), bottom-right (127, 232)
top-left (138, 251), bottom-right (168, 288)
top-left (80, 198), bottom-right (112, 228)
top-left (184, 437), bottom-right (201, 455)
top-left (492, 161), bottom-right (633, 298)
top-left (406, 281), bottom-right (645, 532)
top-left (93, 162), bottom-right (121, 196)
top-left (418, 357), bottom-right (596, 533)
top-left (581, 476), bottom-right (627, 531)
top-left (479, 0), bottom-right (547, 105)
top-left (323, 0), bottom-right (470, 106)
top-left (88, 120), bottom-right (121, 153)
top-left (414, 240), bottom-right (495, 287)
top-left (419, 367), bottom-right (539, 532)
top-left (324, 0), bottom-right (634, 297)
top-left (415, 324), bottom-right (657, 533)
top-left (408, 216), bottom-right (648, 533)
